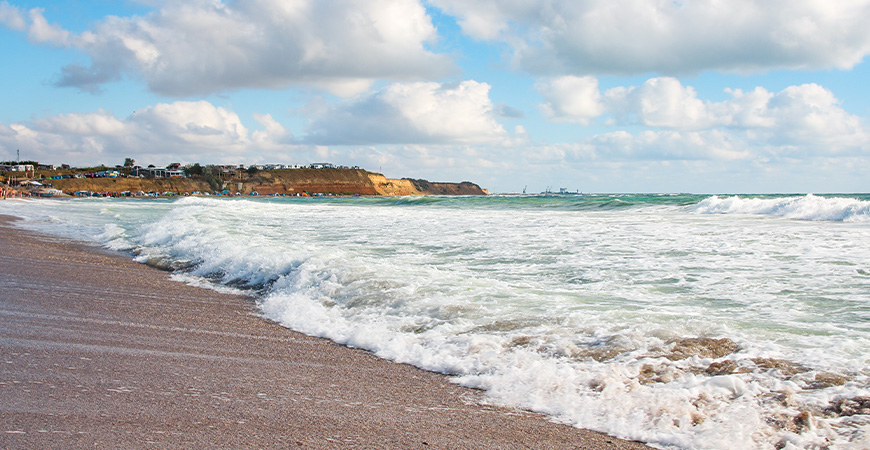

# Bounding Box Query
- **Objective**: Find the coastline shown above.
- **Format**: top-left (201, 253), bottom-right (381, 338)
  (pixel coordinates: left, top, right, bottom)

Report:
top-left (0, 215), bottom-right (648, 450)
top-left (2, 168), bottom-right (489, 198)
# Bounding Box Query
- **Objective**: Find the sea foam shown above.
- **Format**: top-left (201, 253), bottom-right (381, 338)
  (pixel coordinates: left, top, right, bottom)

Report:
top-left (694, 194), bottom-right (870, 222)
top-left (2, 194), bottom-right (869, 449)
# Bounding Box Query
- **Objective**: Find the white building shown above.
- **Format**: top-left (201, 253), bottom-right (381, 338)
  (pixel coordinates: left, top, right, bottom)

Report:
top-left (2, 164), bottom-right (34, 172)
top-left (134, 167), bottom-right (186, 178)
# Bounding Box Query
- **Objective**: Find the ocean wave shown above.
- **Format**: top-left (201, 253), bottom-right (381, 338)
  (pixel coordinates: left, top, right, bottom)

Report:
top-left (693, 194), bottom-right (870, 222)
top-left (5, 194), bottom-right (870, 449)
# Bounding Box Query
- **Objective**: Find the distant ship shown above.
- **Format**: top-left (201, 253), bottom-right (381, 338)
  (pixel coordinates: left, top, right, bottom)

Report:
top-left (541, 187), bottom-right (582, 195)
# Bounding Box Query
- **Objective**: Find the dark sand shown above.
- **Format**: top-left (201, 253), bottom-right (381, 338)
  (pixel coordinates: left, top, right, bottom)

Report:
top-left (0, 215), bottom-right (650, 450)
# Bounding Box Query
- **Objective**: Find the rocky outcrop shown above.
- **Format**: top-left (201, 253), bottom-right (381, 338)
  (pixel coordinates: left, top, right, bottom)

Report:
top-left (406, 179), bottom-right (489, 195)
top-left (367, 174), bottom-right (422, 196)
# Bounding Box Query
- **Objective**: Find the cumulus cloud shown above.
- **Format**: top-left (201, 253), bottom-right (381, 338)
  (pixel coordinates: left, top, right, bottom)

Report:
top-left (539, 77), bottom-right (869, 150)
top-left (303, 80), bottom-right (513, 145)
top-left (0, 2), bottom-right (26, 31)
top-left (581, 129), bottom-right (751, 161)
top-left (534, 77), bottom-right (870, 165)
top-left (0, 80), bottom-right (513, 169)
top-left (603, 78), bottom-right (718, 129)
top-left (537, 75), bottom-right (603, 124)
top-left (127, 101), bottom-right (250, 148)
top-left (252, 113), bottom-right (292, 147)
top-left (761, 84), bottom-right (868, 150)
top-left (432, 0), bottom-right (870, 75)
top-left (526, 77), bottom-right (870, 171)
top-left (10, 0), bottom-right (454, 96)
top-left (27, 7), bottom-right (70, 46)
top-left (0, 101), bottom-right (297, 166)
top-left (0, 3), bottom-right (70, 45)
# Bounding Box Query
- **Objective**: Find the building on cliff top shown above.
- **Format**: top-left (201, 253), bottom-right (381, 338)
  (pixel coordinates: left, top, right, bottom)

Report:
top-left (134, 167), bottom-right (186, 178)
top-left (1, 164), bottom-right (34, 172)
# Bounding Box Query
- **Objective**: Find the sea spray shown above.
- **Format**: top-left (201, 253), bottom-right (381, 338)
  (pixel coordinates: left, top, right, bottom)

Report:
top-left (2, 194), bottom-right (869, 449)
top-left (694, 194), bottom-right (870, 222)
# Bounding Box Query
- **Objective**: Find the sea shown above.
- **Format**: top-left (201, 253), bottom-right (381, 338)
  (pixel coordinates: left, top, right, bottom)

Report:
top-left (2, 193), bottom-right (869, 450)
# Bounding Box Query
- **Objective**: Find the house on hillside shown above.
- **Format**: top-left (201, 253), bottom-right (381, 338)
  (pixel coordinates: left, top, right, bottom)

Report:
top-left (134, 167), bottom-right (186, 178)
top-left (2, 164), bottom-right (34, 172)
top-left (262, 164), bottom-right (306, 170)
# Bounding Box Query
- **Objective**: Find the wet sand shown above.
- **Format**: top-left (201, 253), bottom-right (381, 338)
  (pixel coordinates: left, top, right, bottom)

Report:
top-left (0, 215), bottom-right (649, 450)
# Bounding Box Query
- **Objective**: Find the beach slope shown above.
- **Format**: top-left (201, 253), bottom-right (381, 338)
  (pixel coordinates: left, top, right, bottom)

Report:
top-left (0, 216), bottom-right (647, 449)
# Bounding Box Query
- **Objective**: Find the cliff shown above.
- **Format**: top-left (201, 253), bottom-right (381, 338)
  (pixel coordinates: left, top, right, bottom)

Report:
top-left (33, 169), bottom-right (488, 197)
top-left (405, 179), bottom-right (490, 196)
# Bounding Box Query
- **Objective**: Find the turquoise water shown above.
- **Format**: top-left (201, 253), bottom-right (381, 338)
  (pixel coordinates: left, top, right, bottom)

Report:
top-left (2, 193), bottom-right (869, 449)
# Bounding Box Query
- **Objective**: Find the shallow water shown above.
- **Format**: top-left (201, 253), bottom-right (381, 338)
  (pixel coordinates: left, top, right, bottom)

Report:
top-left (3, 193), bottom-right (869, 449)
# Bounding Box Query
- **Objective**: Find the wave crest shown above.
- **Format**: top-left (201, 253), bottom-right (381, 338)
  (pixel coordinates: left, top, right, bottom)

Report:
top-left (693, 194), bottom-right (870, 222)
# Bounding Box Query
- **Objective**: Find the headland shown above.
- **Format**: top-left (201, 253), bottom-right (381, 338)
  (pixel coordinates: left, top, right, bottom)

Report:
top-left (2, 167), bottom-right (488, 198)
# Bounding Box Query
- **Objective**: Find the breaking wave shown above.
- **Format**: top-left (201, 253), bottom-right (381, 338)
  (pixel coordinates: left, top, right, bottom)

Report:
top-left (3, 194), bottom-right (870, 449)
top-left (693, 194), bottom-right (870, 222)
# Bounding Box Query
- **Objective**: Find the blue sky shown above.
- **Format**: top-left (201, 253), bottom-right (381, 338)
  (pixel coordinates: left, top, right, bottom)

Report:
top-left (1, 0), bottom-right (869, 193)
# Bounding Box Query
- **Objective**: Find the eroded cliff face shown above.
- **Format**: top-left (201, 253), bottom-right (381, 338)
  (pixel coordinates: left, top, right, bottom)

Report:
top-left (250, 169), bottom-right (382, 195)
top-left (366, 173), bottom-right (420, 196)
top-left (34, 177), bottom-right (209, 195)
top-left (406, 179), bottom-right (490, 195)
top-left (39, 169), bottom-right (488, 196)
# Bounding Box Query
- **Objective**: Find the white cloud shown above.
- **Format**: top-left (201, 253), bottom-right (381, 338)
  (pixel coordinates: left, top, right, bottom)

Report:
top-left (527, 76), bottom-right (870, 185)
top-left (763, 84), bottom-right (868, 150)
top-left (432, 0), bottom-right (870, 75)
top-left (27, 7), bottom-right (70, 46)
top-left (583, 129), bottom-right (751, 161)
top-left (41, 0), bottom-right (454, 96)
top-left (0, 1), bottom-right (26, 31)
top-left (303, 80), bottom-right (513, 145)
top-left (714, 87), bottom-right (776, 128)
top-left (537, 75), bottom-right (603, 124)
top-left (538, 77), bottom-right (870, 156)
top-left (0, 3), bottom-right (70, 45)
top-left (0, 81), bottom-right (515, 170)
top-left (603, 77), bottom-right (716, 129)
top-left (426, 0), bottom-right (531, 41)
top-left (0, 101), bottom-right (298, 166)
top-left (252, 113), bottom-right (292, 148)
top-left (540, 76), bottom-right (720, 128)
top-left (130, 101), bottom-right (250, 148)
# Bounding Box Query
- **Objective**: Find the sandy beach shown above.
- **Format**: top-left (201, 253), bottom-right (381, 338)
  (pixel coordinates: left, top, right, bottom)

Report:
top-left (0, 215), bottom-right (649, 450)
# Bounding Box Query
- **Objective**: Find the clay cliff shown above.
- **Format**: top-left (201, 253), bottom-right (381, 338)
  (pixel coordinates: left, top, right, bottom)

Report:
top-left (35, 169), bottom-right (488, 197)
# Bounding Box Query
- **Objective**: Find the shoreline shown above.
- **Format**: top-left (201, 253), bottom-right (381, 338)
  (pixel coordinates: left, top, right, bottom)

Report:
top-left (0, 214), bottom-right (649, 449)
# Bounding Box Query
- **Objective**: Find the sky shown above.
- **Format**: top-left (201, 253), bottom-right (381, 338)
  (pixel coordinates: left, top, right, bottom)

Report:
top-left (1, 0), bottom-right (869, 193)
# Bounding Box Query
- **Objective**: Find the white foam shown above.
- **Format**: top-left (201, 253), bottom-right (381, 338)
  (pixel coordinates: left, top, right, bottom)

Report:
top-left (3, 195), bottom-right (869, 449)
top-left (694, 194), bottom-right (870, 222)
